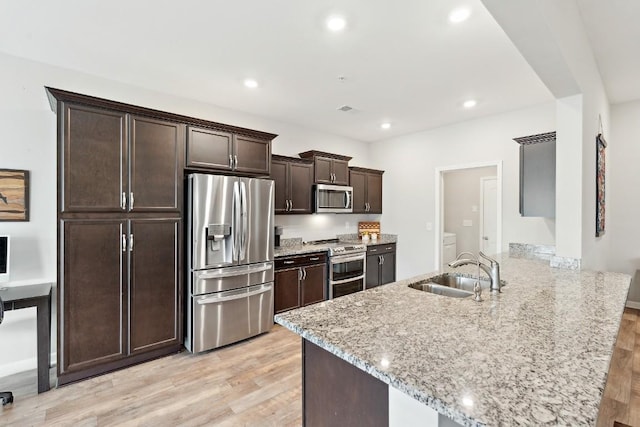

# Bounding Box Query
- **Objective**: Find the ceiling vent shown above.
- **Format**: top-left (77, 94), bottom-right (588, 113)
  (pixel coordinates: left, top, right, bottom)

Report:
top-left (337, 105), bottom-right (353, 112)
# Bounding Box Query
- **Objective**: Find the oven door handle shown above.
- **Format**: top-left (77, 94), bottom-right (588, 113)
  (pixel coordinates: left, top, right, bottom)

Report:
top-left (330, 254), bottom-right (366, 264)
top-left (330, 274), bottom-right (365, 286)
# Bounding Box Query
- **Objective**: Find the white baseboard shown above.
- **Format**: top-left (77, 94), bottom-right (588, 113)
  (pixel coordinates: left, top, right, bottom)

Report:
top-left (0, 357), bottom-right (36, 377)
top-left (626, 301), bottom-right (640, 310)
top-left (0, 353), bottom-right (56, 378)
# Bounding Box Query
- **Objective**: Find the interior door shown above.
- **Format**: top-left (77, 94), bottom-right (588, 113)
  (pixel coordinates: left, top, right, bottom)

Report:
top-left (481, 177), bottom-right (498, 254)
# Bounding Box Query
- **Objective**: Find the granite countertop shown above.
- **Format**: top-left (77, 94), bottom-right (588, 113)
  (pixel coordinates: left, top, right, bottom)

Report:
top-left (274, 254), bottom-right (631, 426)
top-left (274, 234), bottom-right (397, 257)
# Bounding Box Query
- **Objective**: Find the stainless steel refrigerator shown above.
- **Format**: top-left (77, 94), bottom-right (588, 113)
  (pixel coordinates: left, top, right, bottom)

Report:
top-left (186, 173), bottom-right (275, 353)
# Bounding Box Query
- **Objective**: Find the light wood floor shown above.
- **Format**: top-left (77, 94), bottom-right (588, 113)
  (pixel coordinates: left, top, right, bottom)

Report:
top-left (0, 325), bottom-right (302, 426)
top-left (598, 307), bottom-right (640, 427)
top-left (2, 310), bottom-right (640, 427)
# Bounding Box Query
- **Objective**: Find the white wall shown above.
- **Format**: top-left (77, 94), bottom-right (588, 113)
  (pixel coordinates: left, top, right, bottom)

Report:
top-left (443, 166), bottom-right (497, 255)
top-left (370, 102), bottom-right (556, 280)
top-left (608, 101), bottom-right (640, 301)
top-left (0, 52), bottom-right (370, 375)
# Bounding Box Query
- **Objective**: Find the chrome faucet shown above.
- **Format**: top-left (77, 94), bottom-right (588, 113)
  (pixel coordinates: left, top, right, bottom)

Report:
top-left (448, 251), bottom-right (501, 293)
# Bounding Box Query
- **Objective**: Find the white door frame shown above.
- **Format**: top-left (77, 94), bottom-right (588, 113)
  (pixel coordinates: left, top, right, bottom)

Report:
top-left (434, 161), bottom-right (502, 268)
top-left (479, 176), bottom-right (498, 254)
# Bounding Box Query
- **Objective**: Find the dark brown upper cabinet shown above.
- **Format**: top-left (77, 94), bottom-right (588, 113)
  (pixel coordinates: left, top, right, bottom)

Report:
top-left (271, 155), bottom-right (314, 214)
top-left (299, 150), bottom-right (351, 185)
top-left (60, 104), bottom-right (183, 213)
top-left (349, 167), bottom-right (384, 214)
top-left (187, 126), bottom-right (271, 176)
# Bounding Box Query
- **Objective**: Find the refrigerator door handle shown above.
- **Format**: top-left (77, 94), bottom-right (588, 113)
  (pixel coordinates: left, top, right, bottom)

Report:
top-left (196, 284), bottom-right (273, 305)
top-left (233, 180), bottom-right (241, 261)
top-left (240, 181), bottom-right (248, 261)
top-left (196, 262), bottom-right (273, 279)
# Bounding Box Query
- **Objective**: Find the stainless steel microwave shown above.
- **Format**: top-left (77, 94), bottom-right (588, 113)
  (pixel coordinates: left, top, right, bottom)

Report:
top-left (314, 184), bottom-right (353, 213)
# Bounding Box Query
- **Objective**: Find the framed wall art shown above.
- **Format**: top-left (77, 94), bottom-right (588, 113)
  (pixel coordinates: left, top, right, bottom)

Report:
top-left (0, 169), bottom-right (30, 221)
top-left (595, 133), bottom-right (606, 237)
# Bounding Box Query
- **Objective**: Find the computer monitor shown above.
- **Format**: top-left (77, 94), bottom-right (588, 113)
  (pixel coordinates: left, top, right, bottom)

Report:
top-left (0, 235), bottom-right (9, 283)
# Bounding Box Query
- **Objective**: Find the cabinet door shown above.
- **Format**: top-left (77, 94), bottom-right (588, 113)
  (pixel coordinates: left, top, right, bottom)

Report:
top-left (332, 159), bottom-right (350, 185)
top-left (289, 162), bottom-right (314, 213)
top-left (366, 253), bottom-right (381, 289)
top-left (275, 269), bottom-right (301, 313)
top-left (61, 104), bottom-right (127, 213)
top-left (301, 264), bottom-right (326, 306)
top-left (366, 173), bottom-right (383, 214)
top-left (60, 219), bottom-right (127, 375)
top-left (271, 159), bottom-right (289, 213)
top-left (349, 170), bottom-right (367, 213)
top-left (130, 116), bottom-right (183, 212)
top-left (234, 135), bottom-right (271, 175)
top-left (314, 157), bottom-right (333, 184)
top-left (186, 127), bottom-right (233, 171)
top-left (380, 251), bottom-right (396, 285)
top-left (129, 218), bottom-right (182, 355)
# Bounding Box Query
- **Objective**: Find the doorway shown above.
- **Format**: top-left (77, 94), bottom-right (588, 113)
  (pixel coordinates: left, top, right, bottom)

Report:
top-left (434, 161), bottom-right (502, 268)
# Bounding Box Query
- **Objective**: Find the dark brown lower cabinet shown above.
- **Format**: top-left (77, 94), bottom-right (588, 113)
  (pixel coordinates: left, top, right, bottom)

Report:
top-left (303, 339), bottom-right (388, 427)
top-left (59, 217), bottom-right (182, 385)
top-left (275, 253), bottom-right (327, 313)
top-left (365, 243), bottom-right (397, 289)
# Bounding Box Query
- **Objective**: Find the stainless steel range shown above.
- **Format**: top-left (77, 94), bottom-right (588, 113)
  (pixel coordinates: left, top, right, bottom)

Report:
top-left (305, 239), bottom-right (366, 299)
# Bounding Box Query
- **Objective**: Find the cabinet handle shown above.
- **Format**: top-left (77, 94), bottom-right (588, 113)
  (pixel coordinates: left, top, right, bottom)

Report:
top-left (378, 255), bottom-right (382, 265)
top-left (386, 246), bottom-right (393, 250)
top-left (129, 234), bottom-right (134, 252)
top-left (234, 155), bottom-right (238, 169)
top-left (298, 269), bottom-right (303, 281)
top-left (121, 192), bottom-right (127, 210)
top-left (309, 257), bottom-right (320, 261)
top-left (283, 260), bottom-right (295, 265)
top-left (381, 255), bottom-right (385, 265)
top-left (229, 155), bottom-right (233, 168)
top-left (289, 200), bottom-right (293, 211)
top-left (130, 192), bottom-right (134, 209)
top-left (370, 248), bottom-right (377, 252)
top-left (302, 268), bottom-right (307, 280)
top-left (122, 234), bottom-right (127, 252)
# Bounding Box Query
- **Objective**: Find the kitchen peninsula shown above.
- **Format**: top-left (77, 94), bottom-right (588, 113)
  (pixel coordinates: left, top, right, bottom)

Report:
top-left (275, 254), bottom-right (631, 426)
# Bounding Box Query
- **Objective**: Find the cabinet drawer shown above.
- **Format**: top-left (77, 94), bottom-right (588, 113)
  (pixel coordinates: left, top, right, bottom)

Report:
top-left (366, 243), bottom-right (396, 255)
top-left (275, 252), bottom-right (327, 269)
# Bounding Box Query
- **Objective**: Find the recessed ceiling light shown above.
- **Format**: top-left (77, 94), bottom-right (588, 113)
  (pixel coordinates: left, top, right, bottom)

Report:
top-left (463, 99), bottom-right (477, 109)
top-left (381, 122), bottom-right (391, 130)
top-left (243, 79), bottom-right (259, 89)
top-left (449, 7), bottom-right (471, 23)
top-left (326, 15), bottom-right (347, 32)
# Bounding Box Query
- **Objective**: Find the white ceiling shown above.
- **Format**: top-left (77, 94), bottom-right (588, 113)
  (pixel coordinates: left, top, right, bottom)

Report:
top-left (576, 0), bottom-right (640, 104)
top-left (2, 0), bottom-right (632, 142)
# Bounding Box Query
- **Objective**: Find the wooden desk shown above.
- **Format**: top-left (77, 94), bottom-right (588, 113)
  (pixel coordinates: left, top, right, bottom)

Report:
top-left (1, 283), bottom-right (52, 393)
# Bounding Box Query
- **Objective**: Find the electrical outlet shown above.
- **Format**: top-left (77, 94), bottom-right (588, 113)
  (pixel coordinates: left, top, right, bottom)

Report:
top-left (426, 222), bottom-right (433, 231)
top-left (472, 205), bottom-right (478, 212)
top-left (463, 219), bottom-right (473, 227)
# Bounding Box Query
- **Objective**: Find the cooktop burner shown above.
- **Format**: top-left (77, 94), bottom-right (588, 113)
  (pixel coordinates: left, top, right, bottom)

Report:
top-left (304, 238), bottom-right (366, 256)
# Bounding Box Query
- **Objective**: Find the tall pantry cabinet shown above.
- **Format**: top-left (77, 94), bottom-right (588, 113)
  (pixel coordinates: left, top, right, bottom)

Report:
top-left (48, 89), bottom-right (183, 385)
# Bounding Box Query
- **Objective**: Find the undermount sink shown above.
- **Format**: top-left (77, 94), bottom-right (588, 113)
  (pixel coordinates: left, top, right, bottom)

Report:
top-left (408, 282), bottom-right (474, 298)
top-left (408, 273), bottom-right (504, 298)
